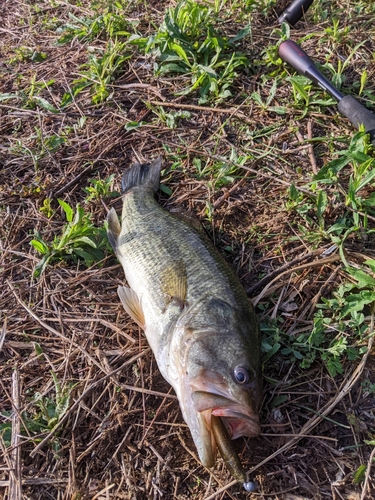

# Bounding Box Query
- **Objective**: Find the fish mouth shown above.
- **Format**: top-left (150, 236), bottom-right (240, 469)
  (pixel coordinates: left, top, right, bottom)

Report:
top-left (192, 390), bottom-right (261, 440)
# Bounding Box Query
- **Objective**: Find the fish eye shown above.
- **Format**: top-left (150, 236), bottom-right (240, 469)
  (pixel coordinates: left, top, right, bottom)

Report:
top-left (233, 366), bottom-right (251, 385)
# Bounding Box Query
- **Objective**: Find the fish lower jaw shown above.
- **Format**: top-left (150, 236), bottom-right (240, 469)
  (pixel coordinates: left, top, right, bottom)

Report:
top-left (211, 408), bottom-right (261, 440)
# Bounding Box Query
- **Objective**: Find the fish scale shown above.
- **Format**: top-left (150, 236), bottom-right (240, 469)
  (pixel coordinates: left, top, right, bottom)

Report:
top-left (119, 198), bottom-right (239, 307)
top-left (107, 157), bottom-right (262, 471)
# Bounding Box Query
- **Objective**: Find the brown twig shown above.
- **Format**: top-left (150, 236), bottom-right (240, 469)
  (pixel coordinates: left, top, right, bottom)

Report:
top-left (250, 253), bottom-right (341, 302)
top-left (307, 120), bottom-right (318, 174)
top-left (29, 348), bottom-right (151, 458)
top-left (9, 370), bottom-right (22, 500)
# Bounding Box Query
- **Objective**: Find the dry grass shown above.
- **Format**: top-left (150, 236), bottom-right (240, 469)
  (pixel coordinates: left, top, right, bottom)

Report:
top-left (1, 0), bottom-right (375, 499)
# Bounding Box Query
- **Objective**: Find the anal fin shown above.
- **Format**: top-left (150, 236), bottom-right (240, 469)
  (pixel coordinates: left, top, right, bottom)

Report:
top-left (118, 286), bottom-right (145, 329)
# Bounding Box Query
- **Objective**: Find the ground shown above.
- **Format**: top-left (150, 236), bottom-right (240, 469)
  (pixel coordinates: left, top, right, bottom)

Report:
top-left (1, 0), bottom-right (375, 499)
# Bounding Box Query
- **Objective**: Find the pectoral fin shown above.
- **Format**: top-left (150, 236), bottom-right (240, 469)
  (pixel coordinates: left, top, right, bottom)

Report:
top-left (118, 286), bottom-right (145, 328)
top-left (159, 261), bottom-right (187, 308)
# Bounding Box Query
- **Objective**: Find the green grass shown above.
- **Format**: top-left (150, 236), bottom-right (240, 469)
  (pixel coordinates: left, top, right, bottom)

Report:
top-left (31, 199), bottom-right (110, 277)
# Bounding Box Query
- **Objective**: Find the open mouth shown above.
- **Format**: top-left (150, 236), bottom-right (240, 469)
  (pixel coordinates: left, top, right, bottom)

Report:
top-left (192, 390), bottom-right (261, 440)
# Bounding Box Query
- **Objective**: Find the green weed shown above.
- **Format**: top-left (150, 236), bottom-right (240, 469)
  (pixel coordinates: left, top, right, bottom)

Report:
top-left (138, 0), bottom-right (250, 103)
top-left (193, 149), bottom-right (247, 189)
top-left (11, 128), bottom-right (65, 170)
top-left (31, 371), bottom-right (76, 431)
top-left (0, 361), bottom-right (77, 449)
top-left (251, 77), bottom-right (288, 114)
top-left (149, 105), bottom-right (191, 129)
top-left (31, 199), bottom-right (110, 277)
top-left (61, 40), bottom-right (131, 105)
top-left (261, 260), bottom-right (374, 377)
top-left (57, 11), bottom-right (137, 44)
top-left (7, 47), bottom-right (47, 64)
top-left (0, 75), bottom-right (59, 113)
top-left (286, 131), bottom-right (375, 253)
top-left (83, 174), bottom-right (120, 202)
top-left (272, 131), bottom-right (375, 376)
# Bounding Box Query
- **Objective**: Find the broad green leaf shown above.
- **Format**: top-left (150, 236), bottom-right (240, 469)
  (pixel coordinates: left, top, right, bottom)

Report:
top-left (33, 255), bottom-right (51, 278)
top-left (326, 357), bottom-right (343, 377)
top-left (73, 248), bottom-right (97, 263)
top-left (230, 25), bottom-right (251, 43)
top-left (32, 96), bottom-right (59, 113)
top-left (341, 290), bottom-right (375, 317)
top-left (268, 106), bottom-right (287, 115)
top-left (365, 259), bottom-right (375, 273)
top-left (314, 155), bottom-right (351, 181)
top-left (316, 190), bottom-right (328, 221)
top-left (345, 267), bottom-right (375, 288)
top-left (353, 464), bottom-right (367, 484)
top-left (58, 199), bottom-right (74, 222)
top-left (0, 93), bottom-right (21, 102)
top-left (157, 63), bottom-right (188, 74)
top-left (30, 239), bottom-right (49, 255)
top-left (262, 342), bottom-right (280, 363)
top-left (124, 121), bottom-right (143, 131)
top-left (270, 395), bottom-right (288, 408)
top-left (73, 205), bottom-right (84, 226)
top-left (171, 43), bottom-right (190, 64)
top-left (73, 236), bottom-right (97, 248)
top-left (159, 184), bottom-right (173, 195)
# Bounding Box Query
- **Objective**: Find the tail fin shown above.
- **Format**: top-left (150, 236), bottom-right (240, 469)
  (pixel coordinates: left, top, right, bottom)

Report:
top-left (121, 156), bottom-right (162, 194)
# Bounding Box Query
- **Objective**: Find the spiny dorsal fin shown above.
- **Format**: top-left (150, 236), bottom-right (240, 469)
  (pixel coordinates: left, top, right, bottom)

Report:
top-left (118, 286), bottom-right (145, 328)
top-left (107, 208), bottom-right (121, 253)
top-left (121, 157), bottom-right (162, 194)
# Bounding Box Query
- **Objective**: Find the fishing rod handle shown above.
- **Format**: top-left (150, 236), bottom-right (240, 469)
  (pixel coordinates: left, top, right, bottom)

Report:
top-left (278, 40), bottom-right (344, 101)
top-left (278, 0), bottom-right (315, 26)
top-left (338, 95), bottom-right (375, 146)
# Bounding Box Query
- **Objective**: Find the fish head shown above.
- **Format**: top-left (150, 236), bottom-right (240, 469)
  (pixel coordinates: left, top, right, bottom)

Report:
top-left (172, 298), bottom-right (262, 467)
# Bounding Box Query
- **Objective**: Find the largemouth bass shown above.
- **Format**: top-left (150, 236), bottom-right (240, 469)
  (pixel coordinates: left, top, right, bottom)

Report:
top-left (107, 157), bottom-right (262, 468)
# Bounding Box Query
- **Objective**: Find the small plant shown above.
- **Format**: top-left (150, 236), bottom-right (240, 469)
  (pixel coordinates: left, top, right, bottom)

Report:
top-left (0, 365), bottom-right (77, 449)
top-left (11, 127), bottom-right (65, 170)
top-left (7, 46), bottom-right (47, 64)
top-left (31, 199), bottom-right (110, 277)
top-left (260, 260), bottom-right (374, 377)
top-left (140, 0), bottom-right (250, 102)
top-left (39, 198), bottom-right (55, 218)
top-left (32, 371), bottom-right (76, 431)
top-left (0, 75), bottom-right (60, 113)
top-left (57, 11), bottom-right (136, 43)
top-left (193, 149), bottom-right (248, 189)
top-left (150, 106), bottom-right (191, 129)
top-left (83, 174), bottom-right (120, 202)
top-left (61, 40), bottom-right (131, 105)
top-left (251, 77), bottom-right (287, 114)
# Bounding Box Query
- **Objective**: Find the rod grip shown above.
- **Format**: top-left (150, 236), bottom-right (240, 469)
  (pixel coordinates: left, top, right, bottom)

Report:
top-left (278, 0), bottom-right (314, 26)
top-left (278, 39), bottom-right (313, 75)
top-left (337, 95), bottom-right (375, 145)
